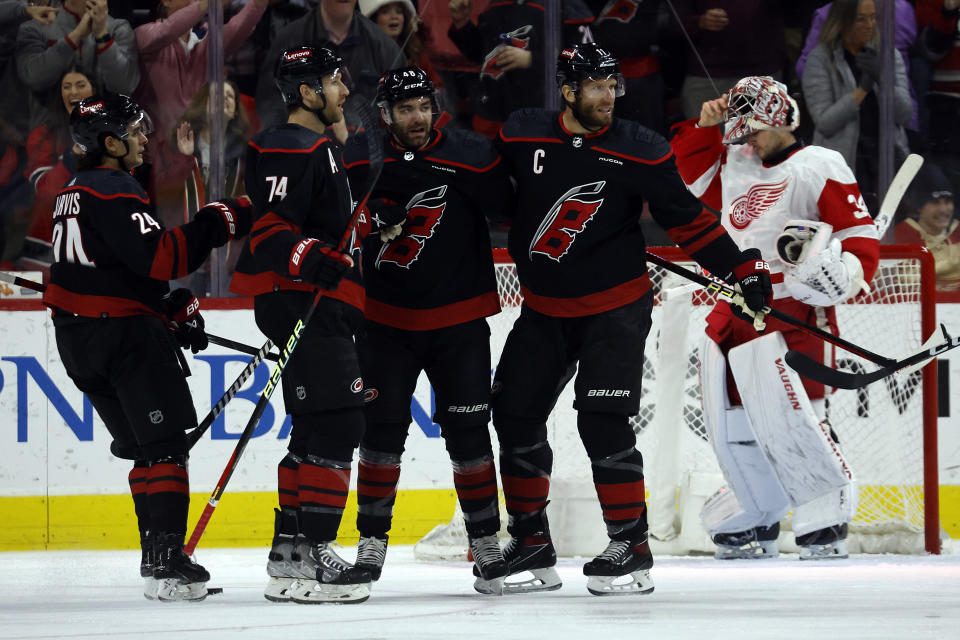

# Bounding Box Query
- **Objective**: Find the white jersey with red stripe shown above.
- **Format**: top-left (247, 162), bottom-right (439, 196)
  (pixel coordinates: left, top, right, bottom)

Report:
top-left (671, 120), bottom-right (880, 299)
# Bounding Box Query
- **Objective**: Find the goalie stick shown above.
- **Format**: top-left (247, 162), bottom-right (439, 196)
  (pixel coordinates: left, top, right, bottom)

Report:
top-left (645, 251), bottom-right (898, 367)
top-left (185, 98), bottom-right (386, 556)
top-left (0, 270), bottom-right (279, 362)
top-left (874, 153), bottom-right (924, 237)
top-left (784, 325), bottom-right (959, 389)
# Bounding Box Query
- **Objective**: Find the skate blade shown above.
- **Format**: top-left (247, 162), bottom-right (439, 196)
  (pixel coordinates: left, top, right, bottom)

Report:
top-left (586, 570), bottom-right (654, 597)
top-left (155, 578), bottom-right (208, 602)
top-left (264, 577), bottom-right (297, 602)
top-left (799, 542), bottom-right (849, 561)
top-left (473, 575), bottom-right (505, 596)
top-left (714, 541), bottom-right (778, 560)
top-left (289, 578), bottom-right (371, 604)
top-left (503, 567), bottom-right (562, 594)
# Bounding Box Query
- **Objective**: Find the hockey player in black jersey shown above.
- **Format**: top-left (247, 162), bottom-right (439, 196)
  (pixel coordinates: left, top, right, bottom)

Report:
top-left (342, 66), bottom-right (514, 594)
top-left (44, 93), bottom-right (253, 601)
top-left (229, 46), bottom-right (373, 605)
top-left (491, 43), bottom-right (773, 596)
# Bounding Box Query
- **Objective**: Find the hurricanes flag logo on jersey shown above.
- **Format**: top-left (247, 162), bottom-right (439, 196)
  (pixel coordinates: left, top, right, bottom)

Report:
top-left (376, 185), bottom-right (447, 269)
top-left (529, 181), bottom-right (606, 262)
top-left (597, 0), bottom-right (640, 23)
top-left (729, 177), bottom-right (789, 230)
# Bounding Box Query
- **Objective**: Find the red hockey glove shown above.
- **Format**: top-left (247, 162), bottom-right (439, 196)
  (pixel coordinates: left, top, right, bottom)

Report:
top-left (729, 248), bottom-right (772, 331)
top-left (163, 288), bottom-right (208, 353)
top-left (289, 238), bottom-right (354, 291)
top-left (197, 195), bottom-right (254, 244)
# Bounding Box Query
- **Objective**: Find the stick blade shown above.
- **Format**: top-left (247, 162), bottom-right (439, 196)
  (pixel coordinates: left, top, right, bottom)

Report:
top-left (784, 350), bottom-right (880, 390)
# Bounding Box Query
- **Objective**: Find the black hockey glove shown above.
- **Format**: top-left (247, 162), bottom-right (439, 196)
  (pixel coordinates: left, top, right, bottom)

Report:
top-left (163, 288), bottom-right (208, 354)
top-left (196, 195), bottom-right (254, 245)
top-left (289, 238), bottom-right (354, 291)
top-left (855, 46), bottom-right (880, 92)
top-left (729, 248), bottom-right (772, 331)
top-left (366, 198), bottom-right (407, 231)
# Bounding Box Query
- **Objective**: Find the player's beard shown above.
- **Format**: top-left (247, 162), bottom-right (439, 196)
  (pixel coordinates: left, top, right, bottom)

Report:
top-left (574, 98), bottom-right (614, 131)
top-left (394, 118), bottom-right (432, 149)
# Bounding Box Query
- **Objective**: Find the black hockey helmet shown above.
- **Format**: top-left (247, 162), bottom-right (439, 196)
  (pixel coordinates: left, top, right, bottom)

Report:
top-left (556, 43), bottom-right (625, 97)
top-left (70, 92), bottom-right (153, 156)
top-left (376, 66), bottom-right (439, 123)
top-left (275, 45), bottom-right (343, 107)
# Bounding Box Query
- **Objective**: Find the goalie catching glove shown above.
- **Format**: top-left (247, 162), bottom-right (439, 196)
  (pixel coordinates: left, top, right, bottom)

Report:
top-left (289, 238), bottom-right (354, 291)
top-left (783, 238), bottom-right (867, 307)
top-left (163, 288), bottom-right (208, 353)
top-left (729, 248), bottom-right (773, 331)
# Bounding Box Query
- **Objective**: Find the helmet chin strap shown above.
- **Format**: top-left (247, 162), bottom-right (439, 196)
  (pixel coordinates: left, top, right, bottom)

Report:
top-left (300, 87), bottom-right (335, 126)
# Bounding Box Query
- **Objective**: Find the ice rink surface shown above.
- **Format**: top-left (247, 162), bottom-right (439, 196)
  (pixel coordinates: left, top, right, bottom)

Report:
top-left (1, 546), bottom-right (958, 640)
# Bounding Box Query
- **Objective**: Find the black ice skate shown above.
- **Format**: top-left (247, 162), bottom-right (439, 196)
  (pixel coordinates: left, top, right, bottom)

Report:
top-left (289, 542), bottom-right (372, 604)
top-left (470, 534), bottom-right (508, 595)
top-left (482, 509), bottom-right (561, 594)
top-left (583, 536), bottom-right (654, 596)
top-left (712, 522), bottom-right (780, 560)
top-left (152, 533), bottom-right (210, 602)
top-left (264, 510), bottom-right (317, 602)
top-left (355, 536), bottom-right (388, 582)
top-left (140, 531), bottom-right (158, 600)
top-left (797, 523), bottom-right (849, 560)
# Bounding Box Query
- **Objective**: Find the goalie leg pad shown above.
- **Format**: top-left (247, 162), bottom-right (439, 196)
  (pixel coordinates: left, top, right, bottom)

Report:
top-left (728, 332), bottom-right (854, 507)
top-left (699, 336), bottom-right (790, 535)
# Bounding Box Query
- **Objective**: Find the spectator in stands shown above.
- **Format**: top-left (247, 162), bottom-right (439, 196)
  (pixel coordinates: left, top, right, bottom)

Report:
top-left (894, 162), bottom-right (960, 291)
top-left (20, 67), bottom-right (95, 275)
top-left (796, 0), bottom-right (917, 130)
top-left (417, 0), bottom-right (481, 129)
top-left (359, 0), bottom-right (445, 94)
top-left (446, 0), bottom-right (593, 138)
top-left (173, 80), bottom-right (252, 290)
top-left (913, 0), bottom-right (960, 195)
top-left (801, 0), bottom-right (913, 216)
top-left (584, 0), bottom-right (665, 132)
top-left (255, 0), bottom-right (401, 128)
top-left (671, 1), bottom-right (787, 120)
top-left (134, 0), bottom-right (266, 231)
top-left (16, 0), bottom-right (139, 126)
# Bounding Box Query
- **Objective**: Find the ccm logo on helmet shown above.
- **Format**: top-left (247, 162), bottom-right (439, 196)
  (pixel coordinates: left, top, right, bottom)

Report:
top-left (78, 101), bottom-right (104, 115)
top-left (284, 49), bottom-right (312, 61)
top-left (586, 389), bottom-right (631, 397)
top-left (560, 48), bottom-right (576, 59)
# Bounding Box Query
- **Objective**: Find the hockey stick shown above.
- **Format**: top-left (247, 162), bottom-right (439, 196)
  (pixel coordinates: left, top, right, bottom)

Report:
top-left (785, 325), bottom-right (959, 389)
top-left (185, 338), bottom-right (275, 449)
top-left (874, 153), bottom-right (924, 237)
top-left (644, 251), bottom-right (897, 367)
top-left (0, 270), bottom-right (279, 362)
top-left (184, 99), bottom-right (386, 556)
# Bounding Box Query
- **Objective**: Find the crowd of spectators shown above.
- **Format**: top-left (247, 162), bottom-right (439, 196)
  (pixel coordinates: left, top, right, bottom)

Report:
top-left (1, 0), bottom-right (958, 293)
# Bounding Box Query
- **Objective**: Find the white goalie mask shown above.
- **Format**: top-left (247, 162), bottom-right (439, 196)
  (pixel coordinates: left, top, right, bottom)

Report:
top-left (723, 76), bottom-right (800, 145)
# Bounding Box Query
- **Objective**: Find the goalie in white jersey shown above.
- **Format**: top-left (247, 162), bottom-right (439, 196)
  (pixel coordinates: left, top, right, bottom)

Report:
top-left (671, 76), bottom-right (880, 560)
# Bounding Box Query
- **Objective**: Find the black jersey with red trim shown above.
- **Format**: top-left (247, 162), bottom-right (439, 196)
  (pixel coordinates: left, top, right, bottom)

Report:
top-left (496, 109), bottom-right (745, 317)
top-left (343, 127), bottom-right (514, 331)
top-left (43, 167), bottom-right (233, 318)
top-left (230, 123), bottom-right (364, 311)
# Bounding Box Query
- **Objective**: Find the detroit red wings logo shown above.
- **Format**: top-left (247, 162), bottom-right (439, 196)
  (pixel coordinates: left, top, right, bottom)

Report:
top-left (529, 181), bottom-right (605, 261)
top-left (376, 185), bottom-right (447, 269)
top-left (597, 0), bottom-right (640, 23)
top-left (729, 178), bottom-right (789, 230)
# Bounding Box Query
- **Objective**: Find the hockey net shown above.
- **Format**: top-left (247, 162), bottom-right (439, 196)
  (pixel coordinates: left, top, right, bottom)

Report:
top-left (413, 246), bottom-right (939, 560)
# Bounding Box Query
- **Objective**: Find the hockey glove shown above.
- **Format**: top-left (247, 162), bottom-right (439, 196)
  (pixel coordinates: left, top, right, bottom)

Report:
top-left (730, 248), bottom-right (772, 331)
top-left (163, 288), bottom-right (208, 354)
top-left (784, 238), bottom-right (866, 307)
top-left (196, 195), bottom-right (254, 245)
top-left (289, 238), bottom-right (354, 291)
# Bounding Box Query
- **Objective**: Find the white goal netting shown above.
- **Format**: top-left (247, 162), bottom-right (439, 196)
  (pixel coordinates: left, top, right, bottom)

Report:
top-left (414, 247), bottom-right (938, 560)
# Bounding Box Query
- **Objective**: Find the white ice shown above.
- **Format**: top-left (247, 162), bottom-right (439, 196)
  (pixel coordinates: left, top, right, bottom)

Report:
top-left (1, 547), bottom-right (958, 640)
